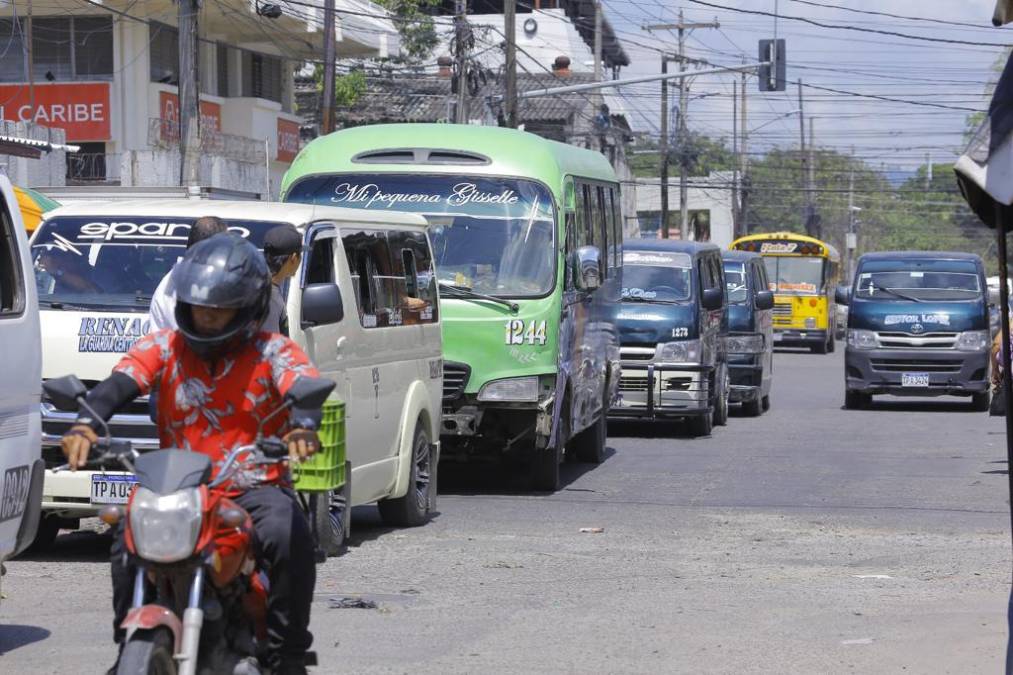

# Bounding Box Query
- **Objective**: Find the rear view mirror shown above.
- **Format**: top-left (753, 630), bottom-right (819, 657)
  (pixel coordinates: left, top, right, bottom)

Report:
top-left (701, 287), bottom-right (723, 311)
top-left (834, 285), bottom-right (851, 306)
top-left (574, 246), bottom-right (601, 291)
top-left (301, 283), bottom-right (343, 329)
top-left (43, 375), bottom-right (87, 412)
top-left (285, 376), bottom-right (336, 410)
top-left (988, 286), bottom-right (1001, 306)
top-left (754, 290), bottom-right (774, 311)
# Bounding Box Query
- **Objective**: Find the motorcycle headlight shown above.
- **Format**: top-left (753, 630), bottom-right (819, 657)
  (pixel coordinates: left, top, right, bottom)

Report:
top-left (478, 376), bottom-right (539, 402)
top-left (956, 330), bottom-right (989, 352)
top-left (848, 329), bottom-right (877, 350)
top-left (656, 339), bottom-right (702, 363)
top-left (128, 487), bottom-right (203, 563)
top-left (724, 334), bottom-right (764, 354)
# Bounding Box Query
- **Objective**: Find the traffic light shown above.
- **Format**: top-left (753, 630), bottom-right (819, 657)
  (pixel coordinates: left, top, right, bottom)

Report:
top-left (758, 39), bottom-right (786, 92)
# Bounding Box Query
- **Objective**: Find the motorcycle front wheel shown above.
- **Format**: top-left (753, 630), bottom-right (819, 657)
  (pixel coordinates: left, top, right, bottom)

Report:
top-left (117, 628), bottom-right (176, 675)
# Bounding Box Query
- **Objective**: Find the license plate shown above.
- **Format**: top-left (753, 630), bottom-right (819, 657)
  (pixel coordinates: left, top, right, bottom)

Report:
top-left (90, 474), bottom-right (137, 505)
top-left (901, 372), bottom-right (930, 387)
top-left (772, 333), bottom-right (783, 342)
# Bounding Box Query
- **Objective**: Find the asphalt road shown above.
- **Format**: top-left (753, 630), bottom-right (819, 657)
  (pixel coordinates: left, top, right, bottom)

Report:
top-left (2, 349), bottom-right (1011, 673)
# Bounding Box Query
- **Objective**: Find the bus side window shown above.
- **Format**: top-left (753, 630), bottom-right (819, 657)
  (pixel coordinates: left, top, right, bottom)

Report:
top-left (605, 186), bottom-right (619, 270)
top-left (575, 182), bottom-right (589, 250)
top-left (564, 211), bottom-right (576, 291)
top-left (342, 230), bottom-right (398, 328)
top-left (593, 185), bottom-right (608, 279)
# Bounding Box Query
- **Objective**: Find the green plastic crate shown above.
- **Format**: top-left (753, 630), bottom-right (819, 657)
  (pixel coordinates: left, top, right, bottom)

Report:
top-left (293, 398), bottom-right (346, 493)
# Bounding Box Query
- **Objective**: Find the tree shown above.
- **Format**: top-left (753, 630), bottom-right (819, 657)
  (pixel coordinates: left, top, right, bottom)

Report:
top-left (630, 133), bottom-right (735, 178)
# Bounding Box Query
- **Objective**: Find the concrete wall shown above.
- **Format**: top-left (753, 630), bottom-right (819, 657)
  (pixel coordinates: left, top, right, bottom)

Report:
top-left (119, 149), bottom-right (268, 197)
top-left (0, 122), bottom-right (68, 188)
top-left (634, 172), bottom-right (735, 249)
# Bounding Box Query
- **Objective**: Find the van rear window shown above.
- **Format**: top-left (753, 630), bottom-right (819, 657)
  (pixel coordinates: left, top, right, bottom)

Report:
top-left (32, 216), bottom-right (282, 312)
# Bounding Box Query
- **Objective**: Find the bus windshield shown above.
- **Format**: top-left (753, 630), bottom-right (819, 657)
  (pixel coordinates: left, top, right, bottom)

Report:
top-left (763, 257), bottom-right (824, 296)
top-left (855, 260), bottom-right (981, 301)
top-left (31, 216), bottom-right (275, 311)
top-left (621, 250), bottom-right (692, 303)
top-left (286, 174), bottom-right (556, 297)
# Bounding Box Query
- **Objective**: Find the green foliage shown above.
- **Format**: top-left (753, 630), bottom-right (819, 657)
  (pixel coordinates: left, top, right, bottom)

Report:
top-left (374, 0), bottom-right (440, 62)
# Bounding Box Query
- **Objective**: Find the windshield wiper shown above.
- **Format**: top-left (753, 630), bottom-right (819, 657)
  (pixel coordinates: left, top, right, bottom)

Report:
top-left (876, 286), bottom-right (925, 303)
top-left (438, 283), bottom-right (519, 312)
top-left (38, 299), bottom-right (94, 311)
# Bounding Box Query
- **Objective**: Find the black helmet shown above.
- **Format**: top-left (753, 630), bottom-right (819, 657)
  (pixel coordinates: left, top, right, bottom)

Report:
top-left (172, 233), bottom-right (270, 359)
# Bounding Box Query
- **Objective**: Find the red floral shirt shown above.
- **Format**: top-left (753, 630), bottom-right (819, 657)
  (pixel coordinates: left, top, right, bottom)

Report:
top-left (113, 329), bottom-right (319, 493)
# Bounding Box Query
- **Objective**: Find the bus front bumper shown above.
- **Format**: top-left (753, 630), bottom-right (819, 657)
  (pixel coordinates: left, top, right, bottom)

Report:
top-left (773, 329), bottom-right (827, 347)
top-left (845, 348), bottom-right (989, 396)
top-left (610, 362), bottom-right (713, 420)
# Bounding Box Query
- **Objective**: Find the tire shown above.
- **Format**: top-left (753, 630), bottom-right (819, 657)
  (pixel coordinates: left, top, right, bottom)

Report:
top-left (378, 424), bottom-right (434, 527)
top-left (827, 336), bottom-right (836, 353)
top-left (742, 396), bottom-right (762, 417)
top-left (308, 490), bottom-right (344, 558)
top-left (761, 395), bottom-right (771, 412)
top-left (533, 400), bottom-right (566, 491)
top-left (712, 367), bottom-right (729, 427)
top-left (972, 391), bottom-right (990, 412)
top-left (26, 514), bottom-right (61, 552)
top-left (688, 412), bottom-right (712, 437)
top-left (845, 390), bottom-right (870, 410)
top-left (573, 395), bottom-right (607, 464)
top-left (811, 339), bottom-right (828, 355)
top-left (116, 628), bottom-right (175, 675)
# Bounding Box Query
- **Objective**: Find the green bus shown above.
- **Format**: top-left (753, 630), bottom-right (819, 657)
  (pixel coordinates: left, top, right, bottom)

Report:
top-left (281, 124), bottom-right (623, 490)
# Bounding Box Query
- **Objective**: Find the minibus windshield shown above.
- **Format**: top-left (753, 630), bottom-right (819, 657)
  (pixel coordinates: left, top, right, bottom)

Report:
top-left (286, 174), bottom-right (556, 297)
top-left (855, 259), bottom-right (981, 301)
top-left (621, 250), bottom-right (692, 303)
top-left (32, 216), bottom-right (276, 311)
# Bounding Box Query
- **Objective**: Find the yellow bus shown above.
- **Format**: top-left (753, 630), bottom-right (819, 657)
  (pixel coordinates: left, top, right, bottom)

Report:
top-left (730, 232), bottom-right (841, 354)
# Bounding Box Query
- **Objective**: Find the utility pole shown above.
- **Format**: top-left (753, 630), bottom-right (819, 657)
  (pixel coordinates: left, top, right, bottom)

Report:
top-left (808, 116), bottom-right (817, 238)
top-left (26, 0), bottom-right (34, 117)
top-left (732, 79), bottom-right (738, 235)
top-left (925, 152), bottom-right (933, 191)
top-left (740, 66), bottom-right (749, 236)
top-left (660, 55), bottom-right (670, 239)
top-left (454, 0), bottom-right (469, 124)
top-left (645, 13), bottom-right (720, 241)
top-left (593, 0), bottom-right (604, 151)
top-left (797, 79), bottom-right (808, 235)
top-left (847, 160), bottom-right (856, 283)
top-left (504, 0), bottom-right (517, 128)
top-left (178, 0), bottom-right (200, 187)
top-left (321, 0), bottom-right (336, 134)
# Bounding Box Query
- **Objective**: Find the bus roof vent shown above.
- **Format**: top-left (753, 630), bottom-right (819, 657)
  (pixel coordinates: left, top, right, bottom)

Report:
top-left (352, 148), bottom-right (490, 166)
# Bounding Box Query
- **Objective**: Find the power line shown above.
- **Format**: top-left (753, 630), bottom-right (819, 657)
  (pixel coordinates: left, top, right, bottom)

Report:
top-left (784, 0), bottom-right (990, 30)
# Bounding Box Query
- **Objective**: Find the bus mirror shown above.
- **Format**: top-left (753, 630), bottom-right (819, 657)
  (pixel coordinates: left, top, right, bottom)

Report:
top-left (702, 287), bottom-right (723, 311)
top-left (834, 285), bottom-right (851, 306)
top-left (301, 283), bottom-right (343, 329)
top-left (754, 290), bottom-right (774, 311)
top-left (575, 245), bottom-right (601, 291)
top-left (988, 286), bottom-right (1001, 306)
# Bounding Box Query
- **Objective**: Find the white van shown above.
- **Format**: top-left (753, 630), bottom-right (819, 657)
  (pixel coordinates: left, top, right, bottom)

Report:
top-left (30, 201), bottom-right (442, 550)
top-left (0, 175), bottom-right (44, 584)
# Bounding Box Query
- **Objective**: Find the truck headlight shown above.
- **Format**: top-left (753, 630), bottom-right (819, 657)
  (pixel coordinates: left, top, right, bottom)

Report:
top-left (656, 339), bottom-right (701, 363)
top-left (724, 334), bottom-right (764, 354)
top-left (848, 329), bottom-right (877, 350)
top-left (128, 487), bottom-right (203, 563)
top-left (478, 376), bottom-right (539, 402)
top-left (956, 330), bottom-right (989, 352)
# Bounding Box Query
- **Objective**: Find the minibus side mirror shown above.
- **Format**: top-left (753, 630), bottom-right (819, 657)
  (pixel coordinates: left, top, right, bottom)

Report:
top-left (988, 287), bottom-right (1001, 306)
top-left (834, 285), bottom-right (851, 306)
top-left (301, 283), bottom-right (344, 329)
top-left (701, 287), bottom-right (723, 311)
top-left (574, 245), bottom-right (601, 291)
top-left (754, 290), bottom-right (774, 311)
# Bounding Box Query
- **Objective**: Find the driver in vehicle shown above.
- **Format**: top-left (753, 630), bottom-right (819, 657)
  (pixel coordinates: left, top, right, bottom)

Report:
top-left (37, 247), bottom-right (104, 294)
top-left (59, 233), bottom-right (323, 675)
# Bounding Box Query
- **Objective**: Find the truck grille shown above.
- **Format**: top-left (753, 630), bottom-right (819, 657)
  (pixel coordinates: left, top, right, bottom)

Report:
top-left (870, 358), bottom-right (963, 374)
top-left (618, 373), bottom-right (692, 392)
top-left (773, 302), bottom-right (793, 326)
top-left (876, 332), bottom-right (958, 350)
top-left (442, 361), bottom-right (470, 401)
top-left (620, 346), bottom-right (655, 361)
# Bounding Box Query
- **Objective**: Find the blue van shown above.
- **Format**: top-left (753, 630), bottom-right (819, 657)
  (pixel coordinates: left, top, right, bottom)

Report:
top-left (611, 240), bottom-right (728, 436)
top-left (722, 250), bottom-right (775, 416)
top-left (836, 251), bottom-right (991, 409)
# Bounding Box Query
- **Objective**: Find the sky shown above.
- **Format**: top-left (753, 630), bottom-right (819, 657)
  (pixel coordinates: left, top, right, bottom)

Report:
top-left (597, 0), bottom-right (1004, 172)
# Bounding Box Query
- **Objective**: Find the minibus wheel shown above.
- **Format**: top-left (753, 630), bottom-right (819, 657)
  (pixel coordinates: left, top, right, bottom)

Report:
top-left (379, 424), bottom-right (433, 527)
top-left (971, 391), bottom-right (990, 411)
top-left (844, 390), bottom-right (871, 409)
top-left (688, 412), bottom-right (712, 437)
top-left (742, 396), bottom-right (762, 417)
top-left (573, 392), bottom-right (607, 464)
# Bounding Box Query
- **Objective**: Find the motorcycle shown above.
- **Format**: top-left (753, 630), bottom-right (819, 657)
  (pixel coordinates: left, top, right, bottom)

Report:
top-left (43, 374), bottom-right (336, 675)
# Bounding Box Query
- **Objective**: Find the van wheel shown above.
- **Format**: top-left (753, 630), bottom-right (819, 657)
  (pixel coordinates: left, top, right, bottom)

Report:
top-left (688, 413), bottom-right (712, 437)
top-left (971, 391), bottom-right (990, 411)
top-left (845, 390), bottom-right (870, 410)
top-left (761, 395), bottom-right (771, 411)
top-left (573, 396), bottom-right (607, 464)
top-left (712, 367), bottom-right (729, 427)
top-left (742, 396), bottom-right (762, 417)
top-left (378, 425), bottom-right (433, 527)
top-left (827, 336), bottom-right (836, 353)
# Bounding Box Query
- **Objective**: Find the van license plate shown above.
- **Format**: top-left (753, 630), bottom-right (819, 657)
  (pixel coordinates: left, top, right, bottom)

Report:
top-left (90, 474), bottom-right (137, 505)
top-left (901, 372), bottom-right (930, 387)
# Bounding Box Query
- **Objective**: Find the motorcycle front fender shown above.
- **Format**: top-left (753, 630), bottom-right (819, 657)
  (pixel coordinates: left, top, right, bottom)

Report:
top-left (122, 605), bottom-right (183, 655)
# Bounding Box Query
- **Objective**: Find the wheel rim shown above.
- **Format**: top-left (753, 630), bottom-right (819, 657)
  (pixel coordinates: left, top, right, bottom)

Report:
top-left (413, 435), bottom-right (432, 512)
top-left (327, 492), bottom-right (345, 541)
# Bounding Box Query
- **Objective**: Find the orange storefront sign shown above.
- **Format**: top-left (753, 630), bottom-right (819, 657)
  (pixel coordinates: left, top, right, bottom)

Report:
top-left (277, 118), bottom-right (300, 163)
top-left (159, 91), bottom-right (222, 139)
top-left (0, 82), bottom-right (111, 141)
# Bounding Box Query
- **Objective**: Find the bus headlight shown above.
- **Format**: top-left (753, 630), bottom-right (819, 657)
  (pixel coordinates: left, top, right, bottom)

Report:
top-left (956, 330), bottom-right (989, 352)
top-left (848, 329), bottom-right (877, 350)
top-left (656, 340), bottom-right (701, 363)
top-left (724, 334), bottom-right (764, 354)
top-left (478, 376), bottom-right (539, 402)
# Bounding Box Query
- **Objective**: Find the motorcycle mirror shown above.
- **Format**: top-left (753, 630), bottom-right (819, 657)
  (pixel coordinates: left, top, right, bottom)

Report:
top-left (43, 375), bottom-right (88, 412)
top-left (285, 377), bottom-right (337, 410)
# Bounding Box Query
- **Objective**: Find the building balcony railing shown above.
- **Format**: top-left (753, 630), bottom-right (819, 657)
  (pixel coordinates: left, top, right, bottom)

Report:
top-left (147, 118), bottom-right (267, 164)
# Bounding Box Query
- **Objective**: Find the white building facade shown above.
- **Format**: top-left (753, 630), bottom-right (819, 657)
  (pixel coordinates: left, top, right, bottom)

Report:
top-left (0, 0), bottom-right (398, 196)
top-left (634, 173), bottom-right (736, 248)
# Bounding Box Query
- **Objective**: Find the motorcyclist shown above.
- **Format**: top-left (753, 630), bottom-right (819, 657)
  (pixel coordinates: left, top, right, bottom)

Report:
top-left (60, 232), bottom-right (322, 675)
